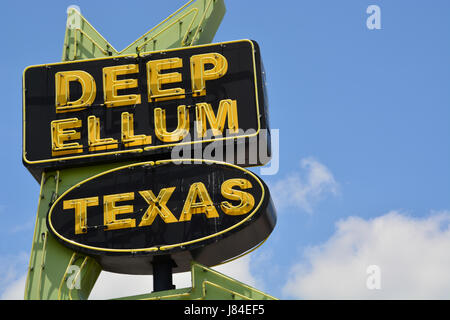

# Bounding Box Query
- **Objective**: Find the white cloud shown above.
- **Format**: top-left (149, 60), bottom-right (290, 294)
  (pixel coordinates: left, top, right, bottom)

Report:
top-left (89, 272), bottom-right (154, 300)
top-left (89, 255), bottom-right (259, 300)
top-left (269, 157), bottom-right (338, 213)
top-left (213, 255), bottom-right (262, 289)
top-left (1, 274), bottom-right (26, 300)
top-left (0, 252), bottom-right (28, 300)
top-left (283, 211), bottom-right (450, 299)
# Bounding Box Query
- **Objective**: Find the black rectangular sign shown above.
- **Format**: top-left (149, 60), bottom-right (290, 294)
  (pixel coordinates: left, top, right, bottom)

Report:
top-left (23, 40), bottom-right (270, 181)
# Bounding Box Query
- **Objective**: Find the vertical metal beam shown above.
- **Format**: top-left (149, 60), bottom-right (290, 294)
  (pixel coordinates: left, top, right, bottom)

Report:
top-left (152, 255), bottom-right (176, 292)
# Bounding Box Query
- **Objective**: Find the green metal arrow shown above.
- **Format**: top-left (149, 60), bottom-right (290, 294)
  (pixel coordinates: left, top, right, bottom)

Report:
top-left (62, 0), bottom-right (225, 61)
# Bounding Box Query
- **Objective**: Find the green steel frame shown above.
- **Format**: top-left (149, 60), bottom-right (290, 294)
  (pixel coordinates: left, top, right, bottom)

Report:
top-left (62, 0), bottom-right (226, 61)
top-left (24, 0), bottom-right (276, 300)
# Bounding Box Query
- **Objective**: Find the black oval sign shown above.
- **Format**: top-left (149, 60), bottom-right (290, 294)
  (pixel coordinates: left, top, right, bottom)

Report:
top-left (47, 159), bottom-right (276, 274)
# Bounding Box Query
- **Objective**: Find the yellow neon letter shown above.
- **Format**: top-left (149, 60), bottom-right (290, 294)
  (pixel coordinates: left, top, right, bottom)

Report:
top-left (55, 70), bottom-right (96, 113)
top-left (103, 64), bottom-right (141, 108)
top-left (103, 192), bottom-right (135, 231)
top-left (190, 53), bottom-right (228, 97)
top-left (51, 118), bottom-right (83, 156)
top-left (154, 105), bottom-right (189, 142)
top-left (220, 179), bottom-right (255, 216)
top-left (195, 99), bottom-right (239, 137)
top-left (121, 112), bottom-right (152, 147)
top-left (63, 197), bottom-right (99, 234)
top-left (179, 182), bottom-right (219, 221)
top-left (147, 58), bottom-right (185, 102)
top-left (138, 188), bottom-right (178, 226)
top-left (87, 115), bottom-right (118, 151)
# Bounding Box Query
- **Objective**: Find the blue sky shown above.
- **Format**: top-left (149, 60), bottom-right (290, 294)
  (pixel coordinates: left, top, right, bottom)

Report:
top-left (1, 0), bottom-right (450, 299)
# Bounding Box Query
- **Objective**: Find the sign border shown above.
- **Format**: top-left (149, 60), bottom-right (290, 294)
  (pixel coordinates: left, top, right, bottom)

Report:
top-left (46, 158), bottom-right (266, 254)
top-left (22, 39), bottom-right (262, 166)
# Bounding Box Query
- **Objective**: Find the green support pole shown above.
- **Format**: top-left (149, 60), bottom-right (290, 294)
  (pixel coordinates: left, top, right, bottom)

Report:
top-left (24, 0), bottom-right (226, 300)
